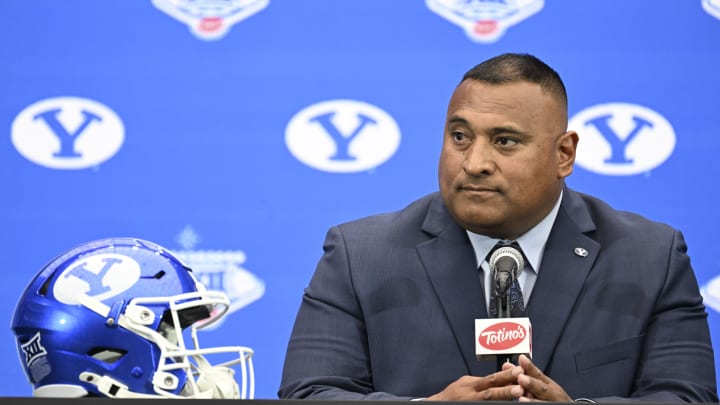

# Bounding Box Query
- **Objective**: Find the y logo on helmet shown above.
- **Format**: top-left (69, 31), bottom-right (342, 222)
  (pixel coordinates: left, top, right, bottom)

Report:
top-left (53, 254), bottom-right (141, 305)
top-left (426, 0), bottom-right (544, 43)
top-left (568, 103), bottom-right (676, 176)
top-left (152, 0), bottom-right (269, 41)
top-left (286, 100), bottom-right (401, 173)
top-left (703, 0), bottom-right (720, 19)
top-left (12, 97), bottom-right (125, 170)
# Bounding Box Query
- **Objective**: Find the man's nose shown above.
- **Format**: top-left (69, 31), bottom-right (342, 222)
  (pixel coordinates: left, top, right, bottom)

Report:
top-left (463, 141), bottom-right (495, 176)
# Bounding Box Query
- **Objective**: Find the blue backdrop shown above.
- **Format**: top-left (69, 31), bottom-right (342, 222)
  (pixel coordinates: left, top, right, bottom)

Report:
top-left (2, 0), bottom-right (719, 398)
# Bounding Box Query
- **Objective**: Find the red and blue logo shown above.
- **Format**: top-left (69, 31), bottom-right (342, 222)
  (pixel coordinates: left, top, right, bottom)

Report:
top-left (152, 0), bottom-right (269, 41)
top-left (426, 0), bottom-right (544, 43)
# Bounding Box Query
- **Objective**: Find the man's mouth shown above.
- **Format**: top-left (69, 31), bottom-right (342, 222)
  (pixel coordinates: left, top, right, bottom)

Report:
top-left (459, 185), bottom-right (499, 193)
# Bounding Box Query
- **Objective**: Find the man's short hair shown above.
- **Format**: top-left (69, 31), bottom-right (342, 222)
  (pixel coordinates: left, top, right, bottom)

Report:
top-left (461, 53), bottom-right (568, 111)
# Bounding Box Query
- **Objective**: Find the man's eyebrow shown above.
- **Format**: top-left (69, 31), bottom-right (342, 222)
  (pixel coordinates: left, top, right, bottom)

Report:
top-left (447, 116), bottom-right (470, 126)
top-left (446, 116), bottom-right (528, 137)
top-left (487, 126), bottom-right (526, 136)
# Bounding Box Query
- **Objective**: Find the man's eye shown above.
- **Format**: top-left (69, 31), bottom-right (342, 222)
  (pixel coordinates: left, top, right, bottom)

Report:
top-left (495, 137), bottom-right (518, 146)
top-left (452, 132), bottom-right (467, 142)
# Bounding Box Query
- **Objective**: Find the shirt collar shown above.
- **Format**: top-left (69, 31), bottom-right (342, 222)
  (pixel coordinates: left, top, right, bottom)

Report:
top-left (466, 190), bottom-right (563, 274)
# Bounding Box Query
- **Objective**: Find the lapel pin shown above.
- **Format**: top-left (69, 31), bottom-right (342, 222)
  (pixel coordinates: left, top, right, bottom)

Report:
top-left (574, 247), bottom-right (589, 257)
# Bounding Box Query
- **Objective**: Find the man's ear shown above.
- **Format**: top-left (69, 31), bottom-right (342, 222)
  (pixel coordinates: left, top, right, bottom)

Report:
top-left (557, 130), bottom-right (579, 179)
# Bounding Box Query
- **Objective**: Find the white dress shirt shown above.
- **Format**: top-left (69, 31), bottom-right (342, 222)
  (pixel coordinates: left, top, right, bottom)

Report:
top-left (466, 190), bottom-right (563, 311)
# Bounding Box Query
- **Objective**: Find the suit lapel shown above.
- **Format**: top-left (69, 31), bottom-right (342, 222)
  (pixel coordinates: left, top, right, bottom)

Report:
top-left (416, 195), bottom-right (497, 376)
top-left (527, 189), bottom-right (600, 371)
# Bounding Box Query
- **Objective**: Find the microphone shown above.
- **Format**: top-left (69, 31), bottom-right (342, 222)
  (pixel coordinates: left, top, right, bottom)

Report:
top-left (489, 245), bottom-right (524, 318)
top-left (475, 243), bottom-right (532, 367)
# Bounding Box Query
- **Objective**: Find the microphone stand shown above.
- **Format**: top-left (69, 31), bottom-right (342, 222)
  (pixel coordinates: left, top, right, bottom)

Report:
top-left (496, 290), bottom-right (515, 370)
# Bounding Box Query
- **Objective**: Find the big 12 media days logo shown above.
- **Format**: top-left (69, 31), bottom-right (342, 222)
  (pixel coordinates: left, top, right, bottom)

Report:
top-left (172, 226), bottom-right (265, 330)
top-left (426, 0), bottom-right (544, 43)
top-left (11, 97), bottom-right (125, 170)
top-left (152, 0), bottom-right (269, 40)
top-left (568, 102), bottom-right (676, 176)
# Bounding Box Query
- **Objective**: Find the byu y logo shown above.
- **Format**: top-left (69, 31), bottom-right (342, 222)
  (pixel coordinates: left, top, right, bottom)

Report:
top-left (701, 275), bottom-right (720, 313)
top-left (568, 103), bottom-right (676, 176)
top-left (12, 97), bottom-right (125, 170)
top-left (53, 254), bottom-right (141, 305)
top-left (152, 0), bottom-right (269, 41)
top-left (285, 100), bottom-right (401, 173)
top-left (426, 0), bottom-right (544, 43)
top-left (703, 0), bottom-right (720, 19)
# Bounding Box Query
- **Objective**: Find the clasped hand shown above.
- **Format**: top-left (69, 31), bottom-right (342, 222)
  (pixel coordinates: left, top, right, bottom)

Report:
top-left (425, 354), bottom-right (573, 402)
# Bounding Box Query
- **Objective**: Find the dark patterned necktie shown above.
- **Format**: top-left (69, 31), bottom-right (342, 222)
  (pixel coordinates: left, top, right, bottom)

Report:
top-left (487, 241), bottom-right (526, 318)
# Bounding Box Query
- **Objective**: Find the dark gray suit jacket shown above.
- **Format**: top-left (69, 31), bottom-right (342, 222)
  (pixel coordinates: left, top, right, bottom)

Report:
top-left (279, 189), bottom-right (717, 402)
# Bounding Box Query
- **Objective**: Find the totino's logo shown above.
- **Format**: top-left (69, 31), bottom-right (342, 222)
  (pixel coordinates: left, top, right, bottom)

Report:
top-left (285, 99), bottom-right (401, 173)
top-left (12, 97), bottom-right (125, 170)
top-left (152, 0), bottom-right (269, 41)
top-left (479, 322), bottom-right (527, 350)
top-left (426, 0), bottom-right (544, 43)
top-left (703, 0), bottom-right (720, 19)
top-left (569, 102), bottom-right (676, 176)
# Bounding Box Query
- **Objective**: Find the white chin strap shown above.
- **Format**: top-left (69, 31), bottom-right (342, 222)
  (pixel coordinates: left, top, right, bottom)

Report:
top-left (180, 349), bottom-right (240, 399)
top-left (192, 366), bottom-right (239, 399)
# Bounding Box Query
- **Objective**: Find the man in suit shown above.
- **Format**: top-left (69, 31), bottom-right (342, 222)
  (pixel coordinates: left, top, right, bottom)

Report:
top-left (278, 53), bottom-right (717, 402)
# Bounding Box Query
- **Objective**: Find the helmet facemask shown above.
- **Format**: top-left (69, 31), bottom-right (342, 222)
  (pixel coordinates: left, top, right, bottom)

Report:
top-left (78, 288), bottom-right (254, 399)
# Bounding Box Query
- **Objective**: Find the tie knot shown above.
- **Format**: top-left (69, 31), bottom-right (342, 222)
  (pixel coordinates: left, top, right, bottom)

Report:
top-left (499, 240), bottom-right (520, 250)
